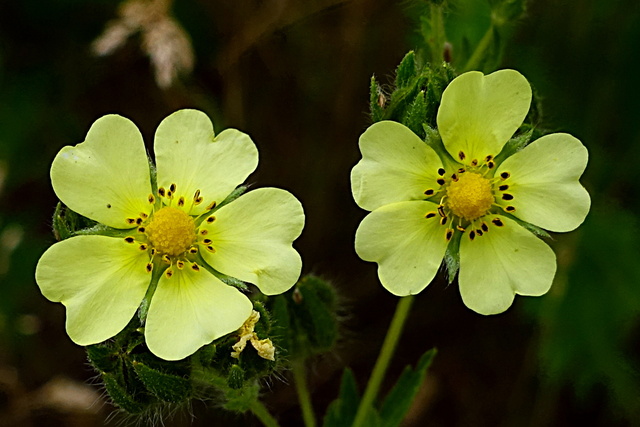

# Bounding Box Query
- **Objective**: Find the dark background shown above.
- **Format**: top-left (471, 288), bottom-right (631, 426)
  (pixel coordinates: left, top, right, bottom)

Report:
top-left (1, 0), bottom-right (639, 425)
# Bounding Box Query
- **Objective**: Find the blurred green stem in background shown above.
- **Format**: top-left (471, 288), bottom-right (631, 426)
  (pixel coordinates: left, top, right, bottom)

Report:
top-left (250, 400), bottom-right (281, 427)
top-left (352, 295), bottom-right (415, 427)
top-left (463, 24), bottom-right (494, 71)
top-left (293, 360), bottom-right (317, 427)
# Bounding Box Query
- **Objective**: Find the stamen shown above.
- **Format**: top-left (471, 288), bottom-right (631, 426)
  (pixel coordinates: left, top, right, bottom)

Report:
top-left (203, 238), bottom-right (212, 244)
top-left (191, 263), bottom-right (200, 272)
top-left (165, 268), bottom-right (174, 279)
top-left (177, 196), bottom-right (185, 207)
top-left (200, 229), bottom-right (208, 235)
top-left (140, 212), bottom-right (148, 219)
top-left (176, 260), bottom-right (185, 269)
top-left (456, 225), bottom-right (466, 232)
top-left (458, 151), bottom-right (466, 161)
top-left (492, 218), bottom-right (504, 227)
top-left (437, 178), bottom-right (446, 186)
top-left (425, 212), bottom-right (437, 219)
top-left (148, 194), bottom-right (155, 204)
top-left (471, 159), bottom-right (478, 167)
top-left (206, 216), bottom-right (216, 224)
top-left (476, 229), bottom-right (483, 236)
top-left (487, 161), bottom-right (495, 169)
top-left (484, 155), bottom-right (493, 162)
top-left (126, 218), bottom-right (137, 225)
top-left (498, 184), bottom-right (509, 191)
top-left (505, 206), bottom-right (516, 212)
top-left (188, 247), bottom-right (198, 254)
top-left (445, 229), bottom-right (454, 241)
top-left (451, 173), bottom-right (458, 182)
top-left (437, 168), bottom-right (446, 176)
top-left (124, 237), bottom-right (135, 244)
top-left (481, 222), bottom-right (489, 232)
top-left (424, 189), bottom-right (435, 196)
top-left (206, 246), bottom-right (216, 253)
top-left (440, 216), bottom-right (448, 226)
top-left (138, 226), bottom-right (146, 233)
top-left (146, 263), bottom-right (153, 273)
top-left (162, 254), bottom-right (171, 264)
top-left (458, 168), bottom-right (466, 174)
top-left (135, 218), bottom-right (143, 225)
top-left (206, 201), bottom-right (217, 211)
top-left (437, 205), bottom-right (446, 217)
top-left (139, 244), bottom-right (148, 251)
top-left (502, 193), bottom-right (514, 201)
top-left (158, 187), bottom-right (166, 197)
top-left (170, 183), bottom-right (177, 193)
top-left (500, 172), bottom-right (510, 180)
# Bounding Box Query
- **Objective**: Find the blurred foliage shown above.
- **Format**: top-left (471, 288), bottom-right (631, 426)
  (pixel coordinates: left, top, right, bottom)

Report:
top-left (0, 0), bottom-right (639, 426)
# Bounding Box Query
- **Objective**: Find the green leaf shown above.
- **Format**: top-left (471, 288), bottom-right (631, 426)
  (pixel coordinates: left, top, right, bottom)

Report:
top-left (102, 371), bottom-right (153, 414)
top-left (323, 368), bottom-right (360, 427)
top-left (403, 91), bottom-right (428, 139)
top-left (379, 348), bottom-right (437, 427)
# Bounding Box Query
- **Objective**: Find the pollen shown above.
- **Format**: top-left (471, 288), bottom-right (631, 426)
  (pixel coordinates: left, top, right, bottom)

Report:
top-left (145, 207), bottom-right (196, 257)
top-left (446, 172), bottom-right (494, 221)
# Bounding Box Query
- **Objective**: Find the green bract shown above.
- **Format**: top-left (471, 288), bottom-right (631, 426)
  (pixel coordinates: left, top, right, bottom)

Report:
top-left (352, 70), bottom-right (590, 315)
top-left (36, 109), bottom-right (305, 360)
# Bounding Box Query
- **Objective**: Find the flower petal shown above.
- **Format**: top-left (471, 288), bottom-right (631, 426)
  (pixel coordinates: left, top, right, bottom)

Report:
top-left (459, 215), bottom-right (556, 315)
top-left (145, 266), bottom-right (253, 360)
top-left (495, 133), bottom-right (590, 232)
top-left (355, 200), bottom-right (449, 295)
top-left (35, 235), bottom-right (151, 345)
top-left (351, 121), bottom-right (443, 211)
top-left (51, 115), bottom-right (153, 228)
top-left (199, 188), bottom-right (304, 295)
top-left (437, 70), bottom-right (532, 162)
top-left (154, 109), bottom-right (258, 216)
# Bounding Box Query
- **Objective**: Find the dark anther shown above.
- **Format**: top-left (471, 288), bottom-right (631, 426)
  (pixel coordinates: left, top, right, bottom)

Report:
top-left (148, 194), bottom-right (155, 204)
top-left (189, 247), bottom-right (198, 254)
top-left (150, 248), bottom-right (156, 256)
top-left (451, 173), bottom-right (458, 182)
top-left (446, 229), bottom-right (453, 241)
top-left (500, 172), bottom-right (510, 180)
top-left (481, 222), bottom-right (489, 233)
top-left (471, 159), bottom-right (478, 167)
top-left (106, 204), bottom-right (111, 209)
top-left (200, 229), bottom-right (208, 235)
top-left (162, 255), bottom-right (171, 264)
top-left (167, 190), bottom-right (172, 198)
top-left (126, 218), bottom-right (136, 224)
top-left (476, 229), bottom-right (483, 236)
top-left (178, 197), bottom-right (185, 207)
top-left (203, 238), bottom-right (212, 244)
top-left (170, 183), bottom-right (177, 192)
top-left (498, 184), bottom-right (509, 191)
top-left (206, 216), bottom-right (216, 223)
top-left (485, 155), bottom-right (493, 162)
top-left (469, 230), bottom-right (476, 240)
top-left (166, 269), bottom-right (174, 278)
top-left (440, 216), bottom-right (448, 226)
top-left (437, 178), bottom-right (446, 186)
top-left (437, 168), bottom-right (446, 176)
top-left (146, 263), bottom-right (153, 273)
top-left (135, 218), bottom-right (143, 225)
top-left (505, 206), bottom-right (516, 212)
top-left (195, 197), bottom-right (204, 205)
top-left (458, 168), bottom-right (466, 174)
top-left (456, 225), bottom-right (466, 232)
top-left (425, 212), bottom-right (436, 219)
top-left (502, 193), bottom-right (514, 201)
top-left (194, 189), bottom-right (201, 199)
top-left (124, 237), bottom-right (135, 243)
top-left (139, 244), bottom-right (148, 251)
top-left (487, 161), bottom-right (495, 169)
top-left (207, 246), bottom-right (216, 253)
top-left (437, 205), bottom-right (446, 217)
top-left (492, 218), bottom-right (504, 227)
top-left (177, 260), bottom-right (184, 269)
top-left (424, 189), bottom-right (435, 196)
top-left (458, 151), bottom-right (466, 161)
top-left (206, 201), bottom-right (217, 210)
top-left (191, 263), bottom-right (200, 272)
top-left (138, 226), bottom-right (146, 233)
top-left (158, 187), bottom-right (166, 197)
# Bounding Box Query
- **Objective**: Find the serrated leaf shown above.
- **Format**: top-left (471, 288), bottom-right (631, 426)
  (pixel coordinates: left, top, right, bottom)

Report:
top-left (323, 368), bottom-right (360, 427)
top-left (379, 348), bottom-right (437, 427)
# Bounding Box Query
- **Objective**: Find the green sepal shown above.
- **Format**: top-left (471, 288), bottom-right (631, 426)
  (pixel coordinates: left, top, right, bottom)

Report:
top-left (444, 230), bottom-right (462, 284)
top-left (51, 202), bottom-right (97, 241)
top-left (227, 364), bottom-right (245, 390)
top-left (197, 343), bottom-right (218, 367)
top-left (251, 301), bottom-right (272, 337)
top-left (132, 359), bottom-right (192, 403)
top-left (212, 185), bottom-right (248, 212)
top-left (370, 76), bottom-right (385, 123)
top-left (402, 91), bottom-right (428, 139)
top-left (493, 128), bottom-right (534, 166)
top-left (86, 343), bottom-right (120, 373)
top-left (395, 51), bottom-right (417, 89)
top-left (379, 348), bottom-right (437, 427)
top-left (102, 371), bottom-right (151, 414)
top-left (322, 368), bottom-right (360, 427)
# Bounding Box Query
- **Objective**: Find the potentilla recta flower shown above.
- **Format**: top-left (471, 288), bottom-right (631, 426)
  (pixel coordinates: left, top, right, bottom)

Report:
top-left (351, 69), bottom-right (590, 314)
top-left (36, 109), bottom-right (304, 360)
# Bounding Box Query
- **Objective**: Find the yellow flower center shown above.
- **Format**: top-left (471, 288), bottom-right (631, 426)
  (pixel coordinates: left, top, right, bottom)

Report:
top-left (145, 207), bottom-right (196, 257)
top-left (446, 172), bottom-right (494, 221)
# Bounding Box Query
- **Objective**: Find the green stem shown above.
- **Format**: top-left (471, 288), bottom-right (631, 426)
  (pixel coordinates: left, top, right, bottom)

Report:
top-left (250, 400), bottom-right (281, 427)
top-left (430, 3), bottom-right (446, 64)
top-left (292, 360), bottom-right (317, 427)
top-left (352, 295), bottom-right (415, 427)
top-left (463, 24), bottom-right (495, 72)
